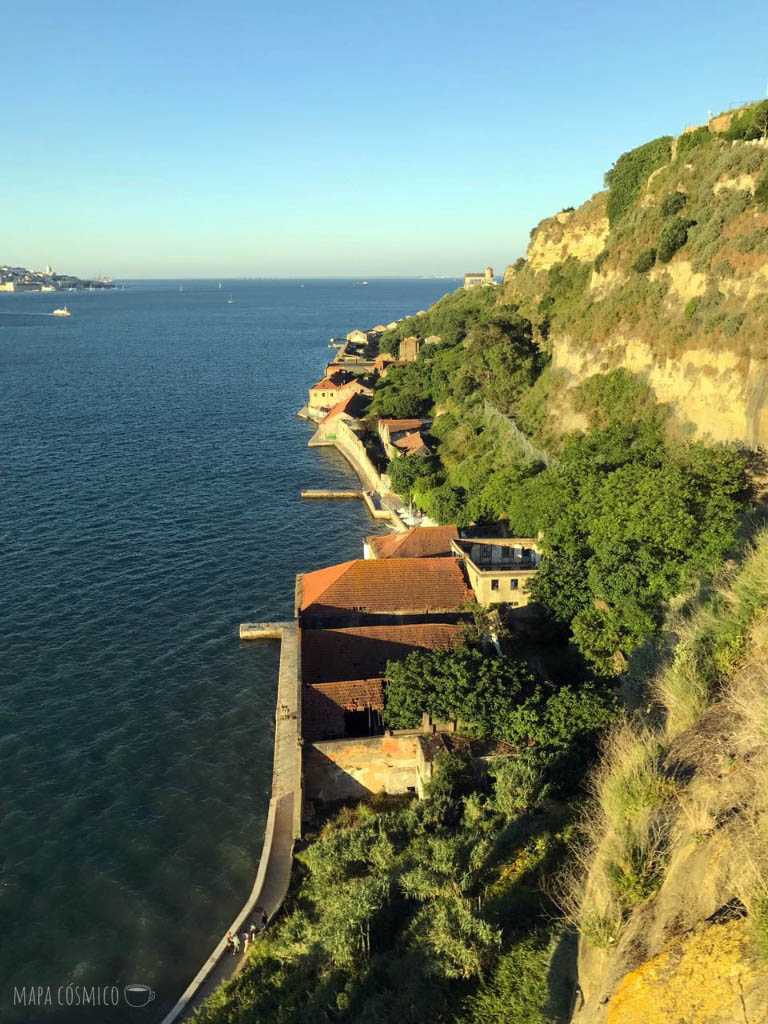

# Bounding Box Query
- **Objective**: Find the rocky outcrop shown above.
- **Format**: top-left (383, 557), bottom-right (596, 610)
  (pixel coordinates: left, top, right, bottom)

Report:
top-left (551, 334), bottom-right (768, 447)
top-left (526, 192), bottom-right (609, 272)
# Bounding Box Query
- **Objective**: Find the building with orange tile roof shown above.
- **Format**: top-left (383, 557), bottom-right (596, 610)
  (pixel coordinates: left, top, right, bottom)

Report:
top-left (296, 557), bottom-right (472, 627)
top-left (393, 430), bottom-right (431, 457)
top-left (450, 536), bottom-right (542, 609)
top-left (378, 418), bottom-right (431, 459)
top-left (301, 621), bottom-right (465, 684)
top-left (303, 679), bottom-right (385, 740)
top-left (365, 525), bottom-right (459, 560)
top-left (308, 370), bottom-right (369, 411)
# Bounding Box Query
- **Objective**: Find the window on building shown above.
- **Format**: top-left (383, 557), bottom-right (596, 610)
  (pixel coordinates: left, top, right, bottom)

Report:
top-left (491, 579), bottom-right (499, 591)
top-left (510, 579), bottom-right (518, 590)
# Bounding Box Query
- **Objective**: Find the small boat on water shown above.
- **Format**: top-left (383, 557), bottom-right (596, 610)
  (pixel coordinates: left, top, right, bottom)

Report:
top-left (52, 307), bottom-right (72, 317)
top-left (227, 295), bottom-right (233, 304)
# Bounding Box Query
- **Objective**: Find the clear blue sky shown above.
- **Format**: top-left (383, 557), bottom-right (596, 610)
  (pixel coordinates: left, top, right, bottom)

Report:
top-left (5, 0), bottom-right (768, 278)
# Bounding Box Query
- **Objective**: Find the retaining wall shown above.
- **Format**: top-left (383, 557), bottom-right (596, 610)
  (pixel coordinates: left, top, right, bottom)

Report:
top-left (304, 733), bottom-right (428, 802)
top-left (160, 622), bottom-right (301, 1024)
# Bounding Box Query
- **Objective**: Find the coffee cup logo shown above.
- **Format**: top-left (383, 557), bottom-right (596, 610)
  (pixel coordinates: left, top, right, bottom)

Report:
top-left (123, 984), bottom-right (155, 1008)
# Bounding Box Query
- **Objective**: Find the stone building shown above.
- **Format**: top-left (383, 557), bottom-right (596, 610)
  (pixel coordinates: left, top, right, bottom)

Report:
top-left (450, 536), bottom-right (542, 608)
top-left (463, 267), bottom-right (495, 289)
top-left (398, 336), bottom-right (421, 362)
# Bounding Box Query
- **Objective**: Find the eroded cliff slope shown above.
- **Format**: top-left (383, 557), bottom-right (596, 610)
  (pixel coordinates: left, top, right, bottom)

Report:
top-left (504, 105), bottom-right (768, 447)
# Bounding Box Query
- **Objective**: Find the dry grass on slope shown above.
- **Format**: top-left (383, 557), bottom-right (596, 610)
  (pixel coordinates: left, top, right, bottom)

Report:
top-left (562, 530), bottom-right (768, 952)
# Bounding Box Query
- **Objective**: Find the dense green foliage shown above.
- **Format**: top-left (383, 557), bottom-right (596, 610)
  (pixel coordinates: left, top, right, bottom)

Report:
top-left (632, 247), bottom-right (656, 273)
top-left (194, 755), bottom-right (576, 1024)
top-left (657, 216), bottom-right (690, 262)
top-left (722, 99), bottom-right (768, 141)
top-left (604, 136), bottom-right (673, 225)
top-left (659, 190), bottom-right (687, 217)
top-left (506, 392), bottom-right (748, 673)
top-left (675, 126), bottom-right (713, 159)
top-left (378, 287), bottom-right (499, 355)
top-left (384, 648), bottom-right (616, 756)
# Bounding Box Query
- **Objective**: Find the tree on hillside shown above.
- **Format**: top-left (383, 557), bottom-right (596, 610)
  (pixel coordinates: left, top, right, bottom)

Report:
top-left (383, 648), bottom-right (616, 752)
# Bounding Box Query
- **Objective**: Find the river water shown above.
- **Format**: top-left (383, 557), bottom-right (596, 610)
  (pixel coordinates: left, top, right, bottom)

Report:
top-left (0, 278), bottom-right (456, 1022)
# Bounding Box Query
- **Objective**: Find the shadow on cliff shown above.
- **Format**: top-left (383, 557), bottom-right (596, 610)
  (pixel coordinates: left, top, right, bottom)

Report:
top-left (545, 927), bottom-right (580, 1022)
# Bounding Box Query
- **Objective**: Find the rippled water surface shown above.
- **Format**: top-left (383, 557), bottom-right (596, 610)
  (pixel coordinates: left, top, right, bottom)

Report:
top-left (0, 278), bottom-right (456, 1022)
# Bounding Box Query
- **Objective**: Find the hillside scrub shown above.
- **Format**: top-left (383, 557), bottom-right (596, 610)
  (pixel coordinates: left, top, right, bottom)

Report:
top-left (565, 530), bottom-right (768, 956)
top-left (192, 754), bottom-right (577, 1024)
top-left (383, 647), bottom-right (617, 764)
top-left (372, 291), bottom-right (751, 676)
top-left (499, 132), bottom-right (768, 366)
top-left (604, 136), bottom-right (673, 225)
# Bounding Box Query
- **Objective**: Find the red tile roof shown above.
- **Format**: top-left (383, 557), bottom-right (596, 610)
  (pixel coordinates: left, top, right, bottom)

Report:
top-left (367, 525), bottom-right (459, 560)
top-left (303, 679), bottom-right (385, 740)
top-left (378, 418), bottom-right (425, 433)
top-left (393, 431), bottom-right (430, 456)
top-left (298, 557), bottom-right (471, 619)
top-left (301, 622), bottom-right (465, 684)
top-left (311, 370), bottom-right (354, 390)
top-left (320, 391), bottom-right (367, 424)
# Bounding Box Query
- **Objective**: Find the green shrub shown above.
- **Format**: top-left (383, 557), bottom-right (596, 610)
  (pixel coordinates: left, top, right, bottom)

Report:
top-left (723, 99), bottom-right (768, 141)
top-left (660, 191), bottom-right (687, 217)
top-left (676, 126), bottom-right (713, 160)
top-left (658, 217), bottom-right (689, 262)
top-left (490, 754), bottom-right (551, 817)
top-left (755, 171), bottom-right (768, 210)
top-left (594, 249), bottom-right (609, 274)
top-left (632, 248), bottom-right (657, 273)
top-left (605, 136), bottom-right (673, 225)
top-left (684, 298), bottom-right (698, 319)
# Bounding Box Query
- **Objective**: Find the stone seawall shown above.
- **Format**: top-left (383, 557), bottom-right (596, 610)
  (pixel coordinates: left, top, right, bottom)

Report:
top-left (160, 623), bottom-right (301, 1024)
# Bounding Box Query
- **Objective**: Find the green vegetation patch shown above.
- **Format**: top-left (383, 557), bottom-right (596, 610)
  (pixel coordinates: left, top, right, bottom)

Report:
top-left (632, 247), bottom-right (657, 273)
top-left (657, 216), bottom-right (690, 263)
top-left (660, 191), bottom-right (687, 217)
top-left (605, 136), bottom-right (673, 226)
top-left (676, 126), bottom-right (713, 160)
top-left (192, 755), bottom-right (577, 1024)
top-left (755, 171), bottom-right (768, 210)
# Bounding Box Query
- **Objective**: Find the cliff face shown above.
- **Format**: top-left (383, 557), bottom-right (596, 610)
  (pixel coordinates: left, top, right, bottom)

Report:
top-left (523, 193), bottom-right (610, 273)
top-left (551, 334), bottom-right (768, 446)
top-left (574, 696), bottom-right (768, 1021)
top-left (503, 116), bottom-right (768, 447)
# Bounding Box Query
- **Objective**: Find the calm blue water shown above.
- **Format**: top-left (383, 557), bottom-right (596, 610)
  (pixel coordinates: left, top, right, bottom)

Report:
top-left (0, 278), bottom-right (457, 1023)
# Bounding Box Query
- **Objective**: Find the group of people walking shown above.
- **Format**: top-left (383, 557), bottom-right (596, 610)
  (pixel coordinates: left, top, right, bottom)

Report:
top-left (226, 908), bottom-right (268, 957)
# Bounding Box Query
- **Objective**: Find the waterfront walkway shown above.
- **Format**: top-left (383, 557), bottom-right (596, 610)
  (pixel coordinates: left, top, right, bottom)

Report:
top-left (160, 622), bottom-right (301, 1024)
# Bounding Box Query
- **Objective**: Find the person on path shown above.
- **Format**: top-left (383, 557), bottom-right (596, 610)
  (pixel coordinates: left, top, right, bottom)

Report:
top-left (231, 933), bottom-right (241, 956)
top-left (226, 931), bottom-right (234, 952)
top-left (249, 922), bottom-right (257, 942)
top-left (242, 930), bottom-right (249, 953)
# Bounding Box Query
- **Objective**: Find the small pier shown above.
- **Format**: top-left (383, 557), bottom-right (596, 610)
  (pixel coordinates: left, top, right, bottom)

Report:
top-left (239, 621), bottom-right (289, 640)
top-left (300, 488), bottom-right (363, 500)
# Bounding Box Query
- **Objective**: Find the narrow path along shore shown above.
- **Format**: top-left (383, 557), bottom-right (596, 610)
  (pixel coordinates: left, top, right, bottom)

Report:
top-left (160, 623), bottom-right (301, 1024)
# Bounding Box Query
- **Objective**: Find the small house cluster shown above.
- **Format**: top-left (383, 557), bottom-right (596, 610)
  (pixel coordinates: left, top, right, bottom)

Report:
top-left (296, 315), bottom-right (543, 747)
top-left (297, 525), bottom-right (542, 743)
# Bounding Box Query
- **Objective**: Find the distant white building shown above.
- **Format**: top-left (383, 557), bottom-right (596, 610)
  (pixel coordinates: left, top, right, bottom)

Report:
top-left (464, 267), bottom-right (495, 290)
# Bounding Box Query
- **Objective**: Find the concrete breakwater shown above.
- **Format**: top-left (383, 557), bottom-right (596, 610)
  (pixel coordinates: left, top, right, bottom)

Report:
top-left (301, 489), bottom-right (363, 499)
top-left (160, 623), bottom-right (301, 1024)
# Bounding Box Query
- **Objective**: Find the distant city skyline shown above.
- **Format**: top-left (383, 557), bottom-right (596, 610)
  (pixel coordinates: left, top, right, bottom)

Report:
top-left (5, 0), bottom-right (768, 277)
